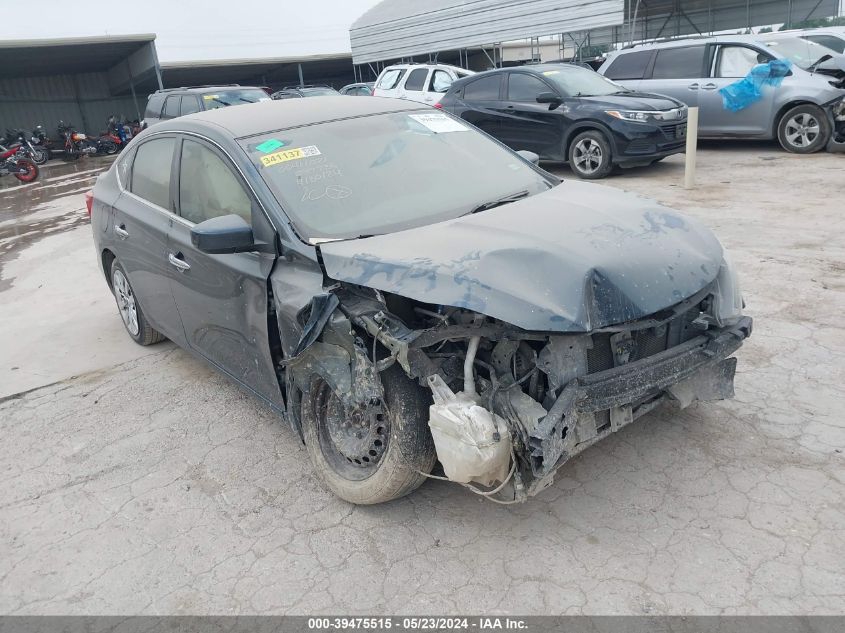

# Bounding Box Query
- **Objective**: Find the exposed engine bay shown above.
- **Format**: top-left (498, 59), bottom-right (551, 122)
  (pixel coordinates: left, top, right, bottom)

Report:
top-left (284, 277), bottom-right (752, 503)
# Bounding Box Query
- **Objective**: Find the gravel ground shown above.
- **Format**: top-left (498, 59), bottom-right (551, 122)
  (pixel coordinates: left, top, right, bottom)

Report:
top-left (0, 143), bottom-right (843, 615)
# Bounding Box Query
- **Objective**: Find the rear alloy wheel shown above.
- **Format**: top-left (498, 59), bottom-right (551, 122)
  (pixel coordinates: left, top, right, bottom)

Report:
top-left (568, 130), bottom-right (613, 179)
top-left (110, 259), bottom-right (165, 346)
top-left (302, 363), bottom-right (436, 504)
top-left (777, 104), bottom-right (830, 154)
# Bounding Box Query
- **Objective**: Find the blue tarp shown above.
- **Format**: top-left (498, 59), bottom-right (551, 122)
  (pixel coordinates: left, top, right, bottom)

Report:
top-left (719, 59), bottom-right (792, 112)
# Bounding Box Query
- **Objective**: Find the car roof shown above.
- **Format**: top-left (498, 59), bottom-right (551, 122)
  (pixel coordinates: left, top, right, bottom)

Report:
top-left (605, 33), bottom-right (813, 56)
top-left (381, 63), bottom-right (467, 72)
top-left (150, 96), bottom-right (424, 139)
top-left (154, 85), bottom-right (263, 95)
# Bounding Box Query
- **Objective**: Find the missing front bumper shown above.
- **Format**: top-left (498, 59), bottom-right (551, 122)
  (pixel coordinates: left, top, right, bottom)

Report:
top-left (526, 316), bottom-right (752, 489)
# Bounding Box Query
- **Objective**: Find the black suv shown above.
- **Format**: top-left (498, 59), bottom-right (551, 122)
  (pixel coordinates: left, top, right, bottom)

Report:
top-left (439, 64), bottom-right (688, 179)
top-left (270, 85), bottom-right (340, 99)
top-left (143, 85), bottom-right (271, 127)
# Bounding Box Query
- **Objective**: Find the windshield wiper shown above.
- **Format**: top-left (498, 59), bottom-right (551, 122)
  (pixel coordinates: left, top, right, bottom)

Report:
top-left (211, 98), bottom-right (232, 107)
top-left (464, 190), bottom-right (529, 216)
top-left (807, 54), bottom-right (833, 72)
top-left (238, 97), bottom-right (256, 103)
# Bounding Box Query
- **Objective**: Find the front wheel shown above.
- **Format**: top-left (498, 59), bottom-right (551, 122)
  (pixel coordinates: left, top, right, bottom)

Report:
top-left (12, 159), bottom-right (38, 183)
top-left (777, 104), bottom-right (830, 154)
top-left (568, 130), bottom-right (614, 179)
top-left (30, 146), bottom-right (49, 165)
top-left (301, 363), bottom-right (436, 504)
top-left (100, 141), bottom-right (118, 155)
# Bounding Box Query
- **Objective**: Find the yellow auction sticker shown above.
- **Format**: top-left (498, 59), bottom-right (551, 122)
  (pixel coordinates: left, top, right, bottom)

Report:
top-left (260, 145), bottom-right (321, 167)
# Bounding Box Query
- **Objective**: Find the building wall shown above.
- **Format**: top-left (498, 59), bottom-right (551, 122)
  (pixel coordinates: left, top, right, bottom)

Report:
top-left (0, 72), bottom-right (142, 136)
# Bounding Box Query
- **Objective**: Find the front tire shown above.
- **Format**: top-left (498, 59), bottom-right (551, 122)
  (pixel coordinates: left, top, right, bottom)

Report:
top-left (12, 159), bottom-right (38, 183)
top-left (568, 130), bottom-right (614, 179)
top-left (110, 259), bottom-right (165, 346)
top-left (30, 146), bottom-right (49, 165)
top-left (302, 363), bottom-right (436, 504)
top-left (777, 104), bottom-right (830, 154)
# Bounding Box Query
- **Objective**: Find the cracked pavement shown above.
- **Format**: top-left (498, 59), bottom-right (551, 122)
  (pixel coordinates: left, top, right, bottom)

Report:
top-left (0, 144), bottom-right (843, 615)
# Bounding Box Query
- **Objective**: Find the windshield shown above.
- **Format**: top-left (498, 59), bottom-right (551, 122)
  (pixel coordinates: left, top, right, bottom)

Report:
top-left (202, 89), bottom-right (272, 109)
top-left (542, 65), bottom-right (627, 97)
top-left (756, 36), bottom-right (835, 69)
top-left (240, 111), bottom-right (553, 240)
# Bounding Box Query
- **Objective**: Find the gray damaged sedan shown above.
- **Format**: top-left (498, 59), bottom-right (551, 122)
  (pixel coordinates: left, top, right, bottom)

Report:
top-left (90, 97), bottom-right (752, 504)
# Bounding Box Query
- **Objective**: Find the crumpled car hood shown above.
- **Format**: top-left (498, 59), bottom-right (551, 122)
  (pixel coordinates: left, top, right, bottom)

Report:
top-left (319, 181), bottom-right (723, 332)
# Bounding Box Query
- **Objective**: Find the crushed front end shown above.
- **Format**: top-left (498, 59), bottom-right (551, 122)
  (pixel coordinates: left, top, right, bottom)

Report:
top-left (296, 273), bottom-right (751, 503)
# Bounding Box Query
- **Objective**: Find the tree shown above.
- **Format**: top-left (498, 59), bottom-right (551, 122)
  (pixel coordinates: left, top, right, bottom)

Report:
top-left (780, 16), bottom-right (845, 30)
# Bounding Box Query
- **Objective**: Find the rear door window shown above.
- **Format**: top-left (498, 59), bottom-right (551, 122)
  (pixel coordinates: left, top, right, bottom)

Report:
top-left (163, 96), bottom-right (181, 118)
top-left (180, 96), bottom-right (201, 115)
top-left (404, 68), bottom-right (429, 91)
top-left (651, 45), bottom-right (706, 79)
top-left (463, 75), bottom-right (502, 101)
top-left (130, 137), bottom-right (175, 210)
top-left (507, 73), bottom-right (550, 101)
top-left (604, 50), bottom-right (653, 80)
top-left (377, 69), bottom-right (406, 89)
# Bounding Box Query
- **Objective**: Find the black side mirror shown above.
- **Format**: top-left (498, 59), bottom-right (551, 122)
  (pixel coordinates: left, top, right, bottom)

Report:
top-left (536, 91), bottom-right (563, 110)
top-left (190, 214), bottom-right (255, 254)
top-left (516, 150), bottom-right (540, 166)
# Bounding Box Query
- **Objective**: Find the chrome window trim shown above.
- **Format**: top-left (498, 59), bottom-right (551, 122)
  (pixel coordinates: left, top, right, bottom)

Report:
top-left (117, 129), bottom-right (279, 234)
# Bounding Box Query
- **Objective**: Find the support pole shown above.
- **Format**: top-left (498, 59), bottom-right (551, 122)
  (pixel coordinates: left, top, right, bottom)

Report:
top-left (298, 63), bottom-right (304, 87)
top-left (684, 107), bottom-right (699, 189)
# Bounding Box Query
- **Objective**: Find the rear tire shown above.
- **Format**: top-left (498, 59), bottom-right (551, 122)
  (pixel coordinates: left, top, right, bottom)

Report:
top-left (777, 104), bottom-right (830, 154)
top-left (110, 259), bottom-right (166, 346)
top-left (302, 363), bottom-right (436, 504)
top-left (568, 130), bottom-right (614, 179)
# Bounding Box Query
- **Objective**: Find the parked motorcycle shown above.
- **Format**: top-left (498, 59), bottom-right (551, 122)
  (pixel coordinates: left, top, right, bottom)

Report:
top-left (0, 145), bottom-right (39, 182)
top-left (2, 129), bottom-right (48, 165)
top-left (56, 121), bottom-right (97, 161)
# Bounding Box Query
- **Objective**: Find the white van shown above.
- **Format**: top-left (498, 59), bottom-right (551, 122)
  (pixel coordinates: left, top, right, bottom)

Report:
top-left (373, 63), bottom-right (475, 105)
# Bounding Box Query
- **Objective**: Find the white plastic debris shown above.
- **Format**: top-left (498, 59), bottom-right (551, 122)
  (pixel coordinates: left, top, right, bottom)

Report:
top-left (426, 374), bottom-right (511, 486)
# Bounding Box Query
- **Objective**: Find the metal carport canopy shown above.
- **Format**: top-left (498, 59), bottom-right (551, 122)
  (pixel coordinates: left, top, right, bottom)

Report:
top-left (349, 0), bottom-right (625, 64)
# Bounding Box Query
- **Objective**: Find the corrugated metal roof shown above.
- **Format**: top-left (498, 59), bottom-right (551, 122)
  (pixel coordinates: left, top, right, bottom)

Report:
top-left (0, 34), bottom-right (157, 78)
top-left (350, 0), bottom-right (624, 64)
top-left (571, 0), bottom-right (840, 48)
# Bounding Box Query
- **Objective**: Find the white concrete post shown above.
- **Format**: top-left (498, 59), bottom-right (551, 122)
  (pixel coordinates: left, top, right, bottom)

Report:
top-left (684, 106), bottom-right (699, 189)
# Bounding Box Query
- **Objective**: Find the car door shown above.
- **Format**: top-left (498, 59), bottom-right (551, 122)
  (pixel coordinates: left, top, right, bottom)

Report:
top-left (399, 67), bottom-right (431, 103)
top-left (454, 74), bottom-right (505, 138)
top-left (698, 44), bottom-right (776, 136)
top-left (638, 45), bottom-right (708, 109)
top-left (167, 135), bottom-right (283, 407)
top-left (114, 135), bottom-right (185, 343)
top-left (495, 71), bottom-right (563, 157)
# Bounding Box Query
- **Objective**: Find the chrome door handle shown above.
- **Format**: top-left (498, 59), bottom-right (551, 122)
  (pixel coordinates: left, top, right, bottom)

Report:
top-left (168, 252), bottom-right (191, 272)
top-left (702, 83), bottom-right (718, 90)
top-left (114, 224), bottom-right (129, 239)
top-left (688, 83), bottom-right (700, 90)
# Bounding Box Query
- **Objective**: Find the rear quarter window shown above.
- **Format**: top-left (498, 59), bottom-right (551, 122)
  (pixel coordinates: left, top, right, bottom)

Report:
top-left (463, 75), bottom-right (501, 101)
top-left (604, 50), bottom-right (653, 80)
top-left (144, 94), bottom-right (165, 119)
top-left (377, 69), bottom-right (406, 89)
